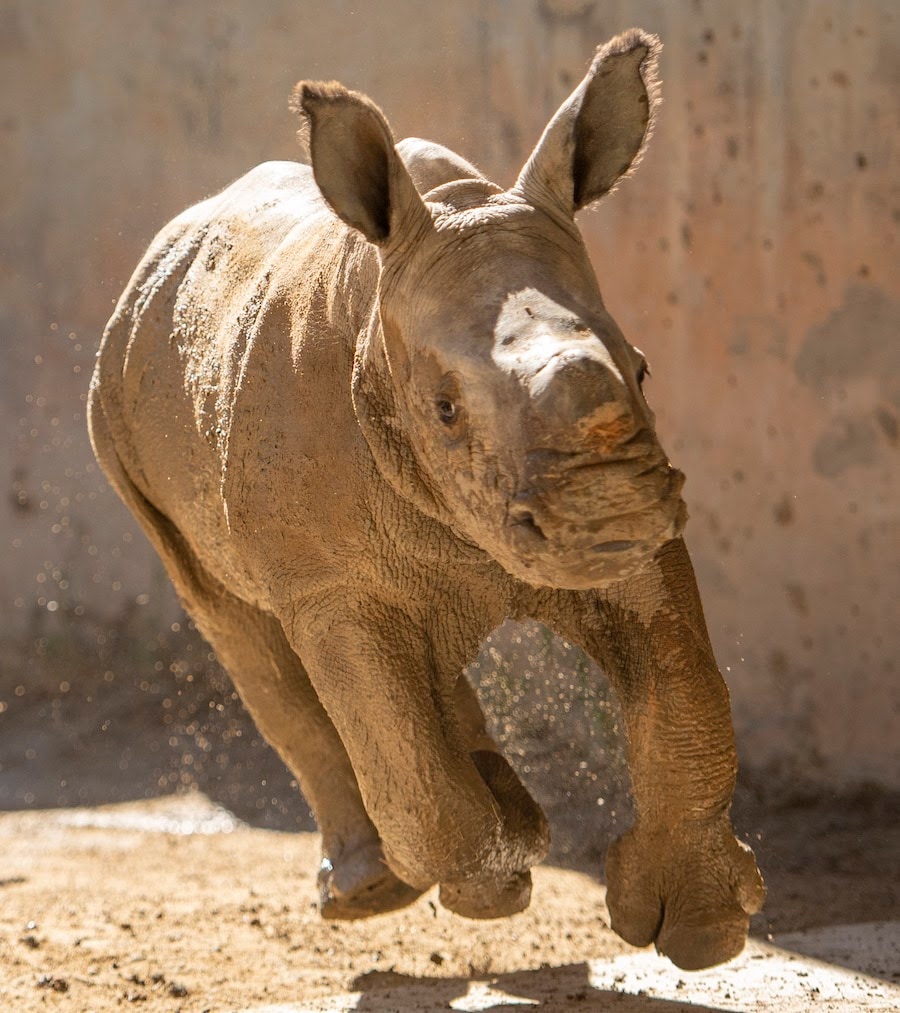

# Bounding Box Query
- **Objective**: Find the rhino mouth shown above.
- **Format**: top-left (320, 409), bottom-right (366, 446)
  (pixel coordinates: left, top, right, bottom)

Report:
top-left (500, 464), bottom-right (687, 588)
top-left (508, 511), bottom-right (643, 556)
top-left (592, 539), bottom-right (637, 553)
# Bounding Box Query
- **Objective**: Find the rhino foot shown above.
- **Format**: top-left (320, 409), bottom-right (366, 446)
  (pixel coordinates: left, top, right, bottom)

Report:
top-left (318, 841), bottom-right (424, 920)
top-left (436, 751), bottom-right (546, 919)
top-left (605, 814), bottom-right (765, 970)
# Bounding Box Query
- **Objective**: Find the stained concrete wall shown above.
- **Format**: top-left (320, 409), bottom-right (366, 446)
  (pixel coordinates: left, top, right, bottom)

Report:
top-left (2, 1), bottom-right (898, 792)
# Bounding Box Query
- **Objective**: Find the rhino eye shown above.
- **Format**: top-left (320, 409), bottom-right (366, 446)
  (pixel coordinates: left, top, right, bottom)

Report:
top-left (436, 399), bottom-right (459, 425)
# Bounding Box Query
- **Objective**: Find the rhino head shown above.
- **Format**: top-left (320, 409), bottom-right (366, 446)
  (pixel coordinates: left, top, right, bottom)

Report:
top-left (296, 29), bottom-right (686, 590)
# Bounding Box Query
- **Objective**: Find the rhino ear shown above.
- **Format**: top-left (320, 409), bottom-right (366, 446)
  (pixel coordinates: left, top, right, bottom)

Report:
top-left (515, 29), bottom-right (661, 214)
top-left (291, 81), bottom-right (430, 246)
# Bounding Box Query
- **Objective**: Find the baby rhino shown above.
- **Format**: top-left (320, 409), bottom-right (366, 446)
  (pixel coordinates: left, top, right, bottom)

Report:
top-left (89, 29), bottom-right (764, 969)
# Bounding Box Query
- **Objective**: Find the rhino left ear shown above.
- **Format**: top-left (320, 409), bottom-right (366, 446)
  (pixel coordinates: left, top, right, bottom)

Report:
top-left (515, 29), bottom-right (661, 215)
top-left (291, 81), bottom-right (430, 247)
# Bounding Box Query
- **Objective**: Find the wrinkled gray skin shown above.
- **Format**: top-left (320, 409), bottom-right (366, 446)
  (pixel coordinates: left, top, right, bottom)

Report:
top-left (89, 30), bottom-right (764, 969)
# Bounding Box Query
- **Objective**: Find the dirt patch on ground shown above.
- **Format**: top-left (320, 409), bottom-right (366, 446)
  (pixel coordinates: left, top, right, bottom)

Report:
top-left (0, 796), bottom-right (629, 1011)
top-left (1, 791), bottom-right (898, 1012)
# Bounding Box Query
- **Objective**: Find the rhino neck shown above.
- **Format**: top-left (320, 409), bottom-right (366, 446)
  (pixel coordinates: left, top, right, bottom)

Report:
top-left (352, 305), bottom-right (459, 531)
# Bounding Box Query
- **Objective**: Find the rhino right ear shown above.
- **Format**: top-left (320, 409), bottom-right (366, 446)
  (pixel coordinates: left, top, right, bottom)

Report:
top-left (291, 81), bottom-right (431, 247)
top-left (515, 29), bottom-right (661, 215)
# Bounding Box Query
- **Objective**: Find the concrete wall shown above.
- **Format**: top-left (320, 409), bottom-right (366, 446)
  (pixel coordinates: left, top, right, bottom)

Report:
top-left (2, 0), bottom-right (898, 791)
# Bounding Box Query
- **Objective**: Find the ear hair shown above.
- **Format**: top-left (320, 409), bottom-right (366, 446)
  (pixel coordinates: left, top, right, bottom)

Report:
top-left (290, 81), bottom-right (367, 160)
top-left (289, 89), bottom-right (312, 162)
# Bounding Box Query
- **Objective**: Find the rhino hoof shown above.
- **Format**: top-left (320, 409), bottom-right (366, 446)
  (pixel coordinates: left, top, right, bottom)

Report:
top-left (439, 869), bottom-right (532, 919)
top-left (318, 842), bottom-right (424, 919)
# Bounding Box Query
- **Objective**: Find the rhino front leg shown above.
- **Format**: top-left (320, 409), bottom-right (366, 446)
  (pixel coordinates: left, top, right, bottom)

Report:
top-left (545, 537), bottom-right (764, 969)
top-left (293, 602), bottom-right (549, 919)
top-left (440, 673), bottom-right (551, 917)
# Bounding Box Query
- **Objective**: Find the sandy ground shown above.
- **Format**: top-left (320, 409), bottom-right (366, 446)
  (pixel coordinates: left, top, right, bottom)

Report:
top-left (2, 643), bottom-right (899, 1010)
top-left (1, 792), bottom-right (898, 1013)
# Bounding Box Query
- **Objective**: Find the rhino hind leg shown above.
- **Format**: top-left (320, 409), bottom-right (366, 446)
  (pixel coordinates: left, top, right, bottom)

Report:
top-left (195, 604), bottom-right (422, 919)
top-left (197, 603), bottom-right (423, 919)
top-left (87, 404), bottom-right (421, 919)
top-left (189, 605), bottom-right (426, 921)
top-left (157, 545), bottom-right (423, 922)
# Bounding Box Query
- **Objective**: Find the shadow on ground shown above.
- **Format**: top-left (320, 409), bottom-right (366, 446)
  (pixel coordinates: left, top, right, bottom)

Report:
top-left (349, 965), bottom-right (725, 1012)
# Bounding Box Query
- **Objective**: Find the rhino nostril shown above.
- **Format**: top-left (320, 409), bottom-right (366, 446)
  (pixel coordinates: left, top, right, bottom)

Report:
top-left (509, 509), bottom-right (547, 542)
top-left (633, 461), bottom-right (660, 479)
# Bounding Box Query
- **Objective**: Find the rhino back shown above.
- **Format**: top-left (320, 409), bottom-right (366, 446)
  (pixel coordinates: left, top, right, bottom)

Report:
top-left (93, 161), bottom-right (381, 609)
